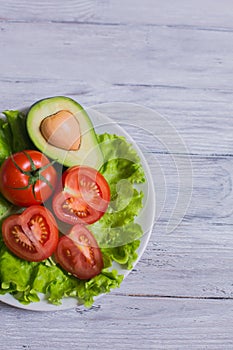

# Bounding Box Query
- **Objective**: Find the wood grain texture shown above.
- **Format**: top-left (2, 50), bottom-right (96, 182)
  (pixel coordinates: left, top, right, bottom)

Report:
top-left (0, 0), bottom-right (96, 22)
top-left (0, 20), bottom-right (233, 155)
top-left (2, 295), bottom-right (233, 350)
top-left (1, 0), bottom-right (233, 29)
top-left (0, 0), bottom-right (233, 349)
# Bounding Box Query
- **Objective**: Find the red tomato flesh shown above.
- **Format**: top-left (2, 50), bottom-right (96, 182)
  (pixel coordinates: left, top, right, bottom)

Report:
top-left (2, 206), bottom-right (59, 262)
top-left (53, 166), bottom-right (110, 225)
top-left (55, 224), bottom-right (103, 280)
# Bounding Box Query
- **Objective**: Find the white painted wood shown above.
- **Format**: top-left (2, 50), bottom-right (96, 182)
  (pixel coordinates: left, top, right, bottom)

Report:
top-left (118, 221), bottom-right (233, 298)
top-left (1, 0), bottom-right (233, 29)
top-left (1, 295), bottom-right (233, 350)
top-left (0, 0), bottom-right (96, 22)
top-left (0, 21), bottom-right (233, 155)
top-left (0, 0), bottom-right (233, 348)
top-left (94, 0), bottom-right (233, 28)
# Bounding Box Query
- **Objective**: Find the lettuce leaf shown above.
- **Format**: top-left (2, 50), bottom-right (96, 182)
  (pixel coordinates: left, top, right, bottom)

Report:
top-left (0, 110), bottom-right (33, 165)
top-left (2, 110), bottom-right (34, 153)
top-left (102, 240), bottom-right (141, 270)
top-left (0, 246), bottom-right (39, 304)
top-left (91, 133), bottom-right (145, 269)
top-left (0, 120), bottom-right (12, 164)
top-left (76, 269), bottom-right (123, 307)
top-left (97, 133), bottom-right (145, 185)
top-left (0, 193), bottom-right (12, 220)
top-left (0, 245), bottom-right (124, 306)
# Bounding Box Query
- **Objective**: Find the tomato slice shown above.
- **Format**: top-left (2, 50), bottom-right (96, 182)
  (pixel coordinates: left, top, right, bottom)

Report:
top-left (55, 224), bottom-right (103, 280)
top-left (2, 206), bottom-right (59, 262)
top-left (52, 166), bottom-right (110, 225)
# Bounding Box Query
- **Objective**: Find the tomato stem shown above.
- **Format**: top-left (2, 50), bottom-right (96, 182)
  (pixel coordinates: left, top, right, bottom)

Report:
top-left (22, 150), bottom-right (36, 171)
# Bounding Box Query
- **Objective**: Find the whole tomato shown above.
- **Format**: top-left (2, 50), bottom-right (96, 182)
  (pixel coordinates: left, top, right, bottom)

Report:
top-left (0, 150), bottom-right (57, 207)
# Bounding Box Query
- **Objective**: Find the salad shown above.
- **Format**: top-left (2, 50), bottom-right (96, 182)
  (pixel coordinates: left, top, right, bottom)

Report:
top-left (0, 96), bottom-right (145, 307)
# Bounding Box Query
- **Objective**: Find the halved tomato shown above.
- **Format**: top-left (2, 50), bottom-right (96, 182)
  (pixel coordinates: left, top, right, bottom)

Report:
top-left (55, 224), bottom-right (103, 280)
top-left (52, 166), bottom-right (110, 225)
top-left (2, 206), bottom-right (59, 262)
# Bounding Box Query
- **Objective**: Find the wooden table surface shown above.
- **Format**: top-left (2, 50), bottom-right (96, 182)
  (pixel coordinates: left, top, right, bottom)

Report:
top-left (1, 1), bottom-right (233, 349)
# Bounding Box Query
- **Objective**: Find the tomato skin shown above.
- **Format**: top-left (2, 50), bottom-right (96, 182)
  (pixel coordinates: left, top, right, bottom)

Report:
top-left (55, 224), bottom-right (103, 280)
top-left (52, 166), bottom-right (110, 225)
top-left (2, 206), bottom-right (59, 262)
top-left (0, 150), bottom-right (57, 207)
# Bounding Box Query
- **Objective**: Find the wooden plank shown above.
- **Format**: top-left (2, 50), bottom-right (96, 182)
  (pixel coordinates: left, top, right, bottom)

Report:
top-left (113, 155), bottom-right (233, 298)
top-left (1, 20), bottom-right (232, 93)
top-left (116, 220), bottom-right (233, 298)
top-left (149, 155), bottom-right (233, 225)
top-left (0, 22), bottom-right (233, 156)
top-left (94, 0), bottom-right (233, 28)
top-left (1, 0), bottom-right (233, 30)
top-left (1, 295), bottom-right (233, 349)
top-left (0, 0), bottom-right (96, 22)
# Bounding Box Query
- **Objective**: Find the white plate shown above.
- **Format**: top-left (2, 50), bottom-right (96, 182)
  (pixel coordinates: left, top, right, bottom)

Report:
top-left (0, 108), bottom-right (155, 311)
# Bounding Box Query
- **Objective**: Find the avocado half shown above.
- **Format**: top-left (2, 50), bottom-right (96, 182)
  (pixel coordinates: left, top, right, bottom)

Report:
top-left (26, 96), bottom-right (103, 169)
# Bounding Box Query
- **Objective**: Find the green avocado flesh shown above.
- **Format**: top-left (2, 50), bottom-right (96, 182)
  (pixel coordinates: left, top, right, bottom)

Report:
top-left (26, 96), bottom-right (103, 169)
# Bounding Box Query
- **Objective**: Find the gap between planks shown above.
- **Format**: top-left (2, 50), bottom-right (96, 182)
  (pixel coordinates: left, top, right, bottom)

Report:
top-left (1, 18), bottom-right (233, 34)
top-left (112, 292), bottom-right (233, 301)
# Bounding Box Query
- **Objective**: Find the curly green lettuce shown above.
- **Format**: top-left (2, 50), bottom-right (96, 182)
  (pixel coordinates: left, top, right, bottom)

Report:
top-left (97, 133), bottom-right (145, 185)
top-left (2, 110), bottom-right (34, 153)
top-left (0, 248), bottom-right (123, 306)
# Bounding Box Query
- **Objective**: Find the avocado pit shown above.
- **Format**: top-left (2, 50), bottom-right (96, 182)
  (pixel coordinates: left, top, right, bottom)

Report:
top-left (40, 110), bottom-right (81, 151)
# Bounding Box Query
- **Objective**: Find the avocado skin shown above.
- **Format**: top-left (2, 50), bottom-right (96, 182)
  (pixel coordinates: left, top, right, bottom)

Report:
top-left (26, 96), bottom-right (103, 169)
